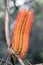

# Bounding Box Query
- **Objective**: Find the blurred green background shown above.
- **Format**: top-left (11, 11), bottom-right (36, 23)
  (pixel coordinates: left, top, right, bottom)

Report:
top-left (0, 0), bottom-right (43, 64)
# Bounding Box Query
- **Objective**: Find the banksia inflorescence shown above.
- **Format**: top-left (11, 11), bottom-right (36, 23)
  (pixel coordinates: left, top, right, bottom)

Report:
top-left (12, 9), bottom-right (34, 59)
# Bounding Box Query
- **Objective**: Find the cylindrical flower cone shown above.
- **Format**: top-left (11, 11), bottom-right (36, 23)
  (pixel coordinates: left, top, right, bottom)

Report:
top-left (12, 9), bottom-right (34, 59)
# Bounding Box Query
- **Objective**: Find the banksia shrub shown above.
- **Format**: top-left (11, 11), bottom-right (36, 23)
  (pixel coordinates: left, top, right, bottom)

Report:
top-left (12, 9), bottom-right (34, 59)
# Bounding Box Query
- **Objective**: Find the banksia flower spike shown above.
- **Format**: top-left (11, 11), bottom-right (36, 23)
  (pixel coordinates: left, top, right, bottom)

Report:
top-left (12, 9), bottom-right (34, 59)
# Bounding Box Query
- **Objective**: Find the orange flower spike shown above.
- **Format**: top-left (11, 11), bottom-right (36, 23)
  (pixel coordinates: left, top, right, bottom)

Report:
top-left (20, 11), bottom-right (34, 58)
top-left (17, 11), bottom-right (28, 54)
top-left (12, 9), bottom-right (34, 59)
top-left (12, 9), bottom-right (27, 52)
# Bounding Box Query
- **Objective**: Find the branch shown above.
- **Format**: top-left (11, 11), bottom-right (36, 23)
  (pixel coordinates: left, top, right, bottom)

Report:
top-left (0, 58), bottom-right (13, 65)
top-left (5, 0), bottom-right (25, 65)
top-left (8, 48), bottom-right (25, 65)
top-left (5, 0), bottom-right (11, 47)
